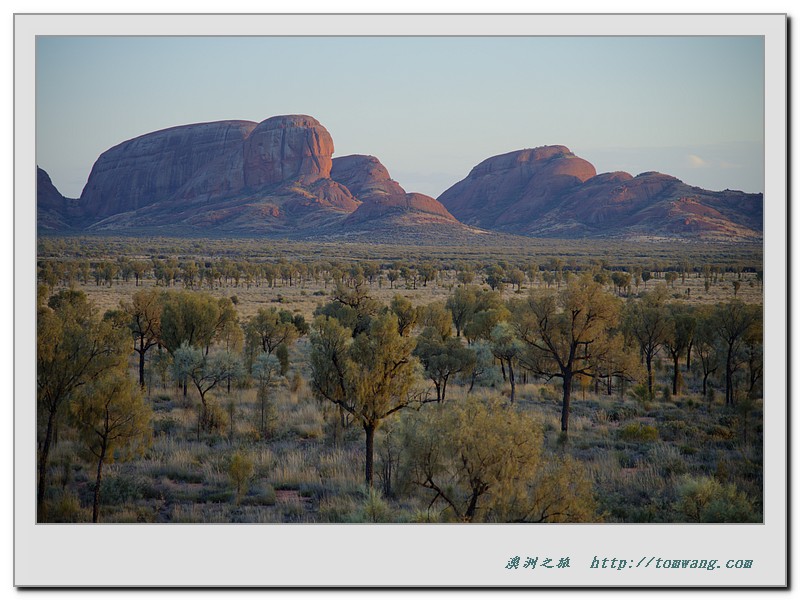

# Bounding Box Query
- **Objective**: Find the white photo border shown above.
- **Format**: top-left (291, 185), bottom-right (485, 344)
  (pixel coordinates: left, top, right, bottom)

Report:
top-left (14, 13), bottom-right (787, 588)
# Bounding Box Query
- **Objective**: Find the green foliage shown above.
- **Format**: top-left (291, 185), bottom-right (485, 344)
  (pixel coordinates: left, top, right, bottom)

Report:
top-left (401, 395), bottom-right (595, 522)
top-left (414, 327), bottom-right (476, 402)
top-left (275, 344), bottom-right (290, 376)
top-left (673, 476), bottom-right (757, 522)
top-left (228, 451), bottom-right (255, 500)
top-left (358, 487), bottom-right (392, 523)
top-left (310, 310), bottom-right (421, 486)
top-left (99, 474), bottom-right (144, 505)
top-left (618, 422), bottom-right (659, 443)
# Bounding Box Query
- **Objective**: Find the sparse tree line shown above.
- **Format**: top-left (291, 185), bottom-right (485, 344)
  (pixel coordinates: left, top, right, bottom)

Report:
top-left (37, 253), bottom-right (762, 305)
top-left (36, 265), bottom-right (762, 523)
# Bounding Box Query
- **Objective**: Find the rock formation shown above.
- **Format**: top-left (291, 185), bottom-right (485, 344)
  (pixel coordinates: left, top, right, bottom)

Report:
top-left (243, 115), bottom-right (334, 188)
top-left (79, 120), bottom-right (258, 218)
top-left (37, 118), bottom-right (763, 241)
top-left (330, 155), bottom-right (458, 227)
top-left (438, 146), bottom-right (762, 240)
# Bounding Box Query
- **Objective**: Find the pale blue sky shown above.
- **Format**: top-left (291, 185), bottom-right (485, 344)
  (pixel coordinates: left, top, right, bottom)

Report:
top-left (36, 36), bottom-right (764, 199)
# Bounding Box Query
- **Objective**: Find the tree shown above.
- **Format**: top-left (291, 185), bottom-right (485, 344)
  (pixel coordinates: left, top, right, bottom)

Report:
top-left (244, 307), bottom-right (299, 358)
top-left (692, 306), bottom-right (720, 397)
top-left (71, 371), bottom-right (151, 522)
top-left (508, 268), bottom-right (525, 291)
top-left (622, 286), bottom-right (670, 400)
top-left (252, 353), bottom-right (281, 439)
top-left (315, 280), bottom-right (381, 335)
top-left (120, 289), bottom-right (163, 388)
top-left (390, 295), bottom-right (418, 337)
top-left (511, 275), bottom-right (620, 433)
top-left (160, 291), bottom-right (223, 354)
top-left (714, 301), bottom-right (761, 405)
top-left (485, 265), bottom-right (506, 291)
top-left (663, 304), bottom-right (696, 396)
top-left (172, 343), bottom-right (244, 430)
top-left (462, 289), bottom-right (507, 344)
top-left (446, 285), bottom-right (478, 338)
top-left (418, 301), bottom-right (453, 340)
top-left (489, 322), bottom-right (523, 403)
top-left (309, 313), bottom-right (422, 487)
top-left (414, 327), bottom-right (475, 403)
top-left (401, 395), bottom-right (595, 522)
top-left (37, 290), bottom-right (129, 520)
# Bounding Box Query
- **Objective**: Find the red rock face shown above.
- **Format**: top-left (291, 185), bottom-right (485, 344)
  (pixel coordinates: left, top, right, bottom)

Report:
top-left (79, 120), bottom-right (258, 218)
top-left (243, 115), bottom-right (334, 188)
top-left (439, 147), bottom-right (762, 240)
top-left (331, 155), bottom-right (457, 226)
top-left (438, 146), bottom-right (596, 228)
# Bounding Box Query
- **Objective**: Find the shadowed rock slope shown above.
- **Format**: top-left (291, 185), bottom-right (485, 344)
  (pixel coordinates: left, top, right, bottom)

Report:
top-left (437, 146), bottom-right (762, 241)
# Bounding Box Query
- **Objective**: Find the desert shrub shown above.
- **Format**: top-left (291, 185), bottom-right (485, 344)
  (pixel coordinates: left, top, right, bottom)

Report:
top-left (618, 423), bottom-right (659, 443)
top-left (357, 488), bottom-right (392, 523)
top-left (240, 484), bottom-right (277, 507)
top-left (648, 442), bottom-right (688, 477)
top-left (539, 385), bottom-right (560, 403)
top-left (201, 400), bottom-right (229, 435)
top-left (48, 490), bottom-right (87, 523)
top-left (673, 475), bottom-right (758, 522)
top-left (100, 473), bottom-right (144, 505)
top-left (228, 451), bottom-right (254, 499)
top-left (153, 416), bottom-right (179, 437)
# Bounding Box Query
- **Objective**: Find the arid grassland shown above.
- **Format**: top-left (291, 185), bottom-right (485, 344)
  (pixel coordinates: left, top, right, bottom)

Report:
top-left (36, 236), bottom-right (763, 523)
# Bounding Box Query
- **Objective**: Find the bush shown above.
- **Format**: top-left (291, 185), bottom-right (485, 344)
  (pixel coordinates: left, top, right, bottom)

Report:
top-left (100, 474), bottom-right (144, 505)
top-left (357, 488), bottom-right (392, 523)
top-left (618, 422), bottom-right (659, 443)
top-left (48, 491), bottom-right (87, 523)
top-left (228, 451), bottom-right (254, 499)
top-left (673, 476), bottom-right (757, 522)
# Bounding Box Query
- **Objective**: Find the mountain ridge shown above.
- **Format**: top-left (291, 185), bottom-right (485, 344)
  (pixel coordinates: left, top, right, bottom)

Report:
top-left (37, 115), bottom-right (763, 242)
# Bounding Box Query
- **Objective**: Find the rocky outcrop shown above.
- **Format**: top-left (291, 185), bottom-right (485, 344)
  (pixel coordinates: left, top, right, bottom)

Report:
top-left (79, 120), bottom-right (258, 218)
top-left (331, 155), bottom-right (458, 227)
top-left (243, 115), bottom-right (334, 188)
top-left (438, 146), bottom-right (596, 230)
top-left (37, 167), bottom-right (84, 231)
top-left (38, 117), bottom-right (763, 242)
top-left (438, 147), bottom-right (762, 240)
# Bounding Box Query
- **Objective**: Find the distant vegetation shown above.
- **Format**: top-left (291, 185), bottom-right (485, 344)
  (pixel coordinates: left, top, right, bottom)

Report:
top-left (36, 236), bottom-right (763, 523)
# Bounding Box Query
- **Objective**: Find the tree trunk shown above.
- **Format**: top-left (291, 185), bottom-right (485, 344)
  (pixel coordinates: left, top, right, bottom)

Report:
top-left (508, 359), bottom-right (516, 404)
top-left (465, 490), bottom-right (480, 522)
top-left (138, 344), bottom-right (146, 389)
top-left (37, 409), bottom-right (57, 520)
top-left (92, 440), bottom-right (108, 523)
top-left (725, 350), bottom-right (734, 405)
top-left (646, 354), bottom-right (654, 400)
top-left (561, 375), bottom-right (572, 433)
top-left (672, 355), bottom-right (680, 396)
top-left (364, 422), bottom-right (376, 487)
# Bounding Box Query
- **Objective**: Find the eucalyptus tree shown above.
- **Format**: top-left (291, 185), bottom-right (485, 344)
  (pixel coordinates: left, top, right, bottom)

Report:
top-left (120, 289), bottom-right (163, 388)
top-left (511, 275), bottom-right (621, 433)
top-left (36, 290), bottom-right (129, 519)
top-left (714, 301), bottom-right (762, 405)
top-left (622, 285), bottom-right (670, 400)
top-left (71, 372), bottom-right (151, 522)
top-left (310, 312), bottom-right (423, 487)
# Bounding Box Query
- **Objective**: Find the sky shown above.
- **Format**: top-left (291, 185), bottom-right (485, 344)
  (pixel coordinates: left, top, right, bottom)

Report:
top-left (36, 35), bottom-right (764, 199)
